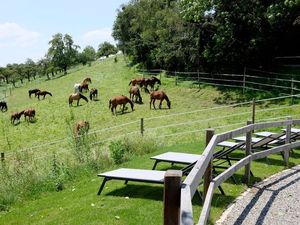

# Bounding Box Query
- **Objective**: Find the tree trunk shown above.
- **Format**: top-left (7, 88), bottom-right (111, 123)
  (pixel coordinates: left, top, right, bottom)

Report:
top-left (20, 79), bottom-right (23, 84)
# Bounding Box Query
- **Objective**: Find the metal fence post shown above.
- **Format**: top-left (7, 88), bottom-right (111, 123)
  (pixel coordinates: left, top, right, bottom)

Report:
top-left (252, 98), bottom-right (256, 125)
top-left (163, 170), bottom-right (182, 225)
top-left (203, 129), bottom-right (214, 203)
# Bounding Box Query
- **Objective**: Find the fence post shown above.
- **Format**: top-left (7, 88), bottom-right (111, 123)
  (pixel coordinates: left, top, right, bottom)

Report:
top-left (291, 78), bottom-right (294, 105)
top-left (175, 71), bottom-right (177, 86)
top-left (243, 67), bottom-right (246, 94)
top-left (244, 120), bottom-right (252, 185)
top-left (284, 116), bottom-right (292, 166)
top-left (163, 170), bottom-right (182, 225)
top-left (140, 118), bottom-right (144, 136)
top-left (1, 153), bottom-right (4, 162)
top-left (252, 98), bottom-right (256, 125)
top-left (203, 129), bottom-right (214, 203)
top-left (198, 70), bottom-right (200, 89)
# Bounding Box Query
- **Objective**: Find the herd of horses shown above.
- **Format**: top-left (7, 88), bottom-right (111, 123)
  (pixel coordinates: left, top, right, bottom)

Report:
top-left (2, 75), bottom-right (171, 136)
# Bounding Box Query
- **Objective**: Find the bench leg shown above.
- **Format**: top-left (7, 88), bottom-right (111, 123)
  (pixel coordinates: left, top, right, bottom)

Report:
top-left (152, 160), bottom-right (159, 170)
top-left (97, 177), bottom-right (108, 195)
top-left (218, 185), bottom-right (225, 196)
top-left (124, 180), bottom-right (128, 185)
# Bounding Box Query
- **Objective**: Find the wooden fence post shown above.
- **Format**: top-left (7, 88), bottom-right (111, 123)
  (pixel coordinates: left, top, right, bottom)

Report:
top-left (243, 67), bottom-right (246, 94)
top-left (1, 153), bottom-right (4, 162)
top-left (175, 71), bottom-right (177, 86)
top-left (203, 129), bottom-right (214, 203)
top-left (198, 70), bottom-right (200, 89)
top-left (252, 98), bottom-right (256, 125)
top-left (284, 116), bottom-right (292, 166)
top-left (244, 121), bottom-right (252, 185)
top-left (164, 170), bottom-right (182, 225)
top-left (140, 118), bottom-right (144, 136)
top-left (291, 78), bottom-right (294, 105)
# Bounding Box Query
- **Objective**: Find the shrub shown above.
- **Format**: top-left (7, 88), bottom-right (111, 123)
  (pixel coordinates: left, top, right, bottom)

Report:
top-left (109, 140), bottom-right (130, 164)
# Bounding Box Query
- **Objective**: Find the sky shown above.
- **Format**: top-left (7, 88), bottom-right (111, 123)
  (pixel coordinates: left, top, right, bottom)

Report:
top-left (0, 0), bottom-right (129, 66)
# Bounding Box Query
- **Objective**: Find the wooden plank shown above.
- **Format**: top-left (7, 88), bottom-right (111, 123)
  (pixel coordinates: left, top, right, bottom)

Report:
top-left (198, 182), bottom-right (215, 225)
top-left (203, 129), bottom-right (214, 203)
top-left (284, 117), bottom-right (292, 166)
top-left (216, 124), bottom-right (253, 142)
top-left (180, 184), bottom-right (194, 225)
top-left (292, 119), bottom-right (300, 125)
top-left (213, 156), bottom-right (252, 187)
top-left (244, 121), bottom-right (252, 184)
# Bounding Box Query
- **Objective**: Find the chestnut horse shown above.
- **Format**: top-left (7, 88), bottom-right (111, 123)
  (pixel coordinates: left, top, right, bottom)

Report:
top-left (109, 95), bottom-right (134, 115)
top-left (24, 108), bottom-right (36, 122)
top-left (144, 76), bottom-right (161, 90)
top-left (28, 89), bottom-right (40, 98)
top-left (89, 88), bottom-right (98, 101)
top-left (149, 91), bottom-right (171, 109)
top-left (35, 91), bottom-right (53, 100)
top-left (0, 101), bottom-right (7, 112)
top-left (129, 86), bottom-right (142, 103)
top-left (75, 120), bottom-right (90, 136)
top-left (128, 77), bottom-right (145, 87)
top-left (11, 110), bottom-right (24, 124)
top-left (69, 93), bottom-right (89, 106)
top-left (83, 77), bottom-right (92, 84)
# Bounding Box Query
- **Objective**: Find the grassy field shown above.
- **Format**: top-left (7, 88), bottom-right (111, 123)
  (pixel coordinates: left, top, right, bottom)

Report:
top-left (0, 56), bottom-right (300, 224)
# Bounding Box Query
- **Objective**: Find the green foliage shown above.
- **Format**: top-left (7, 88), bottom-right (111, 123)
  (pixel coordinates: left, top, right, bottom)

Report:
top-left (79, 46), bottom-right (96, 66)
top-left (109, 140), bottom-right (130, 164)
top-left (97, 42), bottom-right (117, 58)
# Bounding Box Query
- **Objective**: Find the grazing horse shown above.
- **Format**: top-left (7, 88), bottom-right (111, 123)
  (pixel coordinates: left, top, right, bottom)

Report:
top-left (149, 91), bottom-right (171, 109)
top-left (11, 110), bottom-right (24, 124)
top-left (109, 95), bottom-right (134, 115)
top-left (0, 101), bottom-right (7, 112)
top-left (74, 83), bottom-right (89, 93)
top-left (28, 89), bottom-right (40, 98)
top-left (75, 120), bottom-right (90, 136)
top-left (35, 91), bottom-right (52, 100)
top-left (129, 86), bottom-right (142, 103)
top-left (83, 77), bottom-right (92, 84)
top-left (128, 77), bottom-right (145, 87)
top-left (89, 88), bottom-right (98, 101)
top-left (144, 76), bottom-right (161, 90)
top-left (69, 93), bottom-right (89, 106)
top-left (24, 108), bottom-right (36, 122)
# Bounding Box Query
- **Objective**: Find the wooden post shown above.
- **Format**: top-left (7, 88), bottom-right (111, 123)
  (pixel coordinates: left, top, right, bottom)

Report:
top-left (244, 120), bottom-right (252, 185)
top-left (1, 153), bottom-right (4, 162)
top-left (203, 129), bottom-right (214, 203)
top-left (243, 67), bottom-right (246, 94)
top-left (284, 116), bottom-right (292, 166)
top-left (252, 98), bottom-right (256, 125)
top-left (175, 71), bottom-right (177, 86)
top-left (140, 118), bottom-right (144, 136)
top-left (198, 70), bottom-right (200, 89)
top-left (163, 170), bottom-right (182, 225)
top-left (291, 78), bottom-right (294, 105)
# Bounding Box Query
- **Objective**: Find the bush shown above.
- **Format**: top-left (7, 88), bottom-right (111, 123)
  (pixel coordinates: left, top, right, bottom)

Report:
top-left (109, 140), bottom-right (130, 164)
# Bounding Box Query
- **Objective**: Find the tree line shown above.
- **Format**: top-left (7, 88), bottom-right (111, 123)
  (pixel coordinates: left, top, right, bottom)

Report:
top-left (0, 34), bottom-right (118, 86)
top-left (113, 0), bottom-right (300, 72)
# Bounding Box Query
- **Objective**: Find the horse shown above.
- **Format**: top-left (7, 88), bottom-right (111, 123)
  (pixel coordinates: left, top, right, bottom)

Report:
top-left (28, 89), bottom-right (40, 98)
top-left (35, 91), bottom-right (52, 100)
top-left (149, 90), bottom-right (171, 109)
top-left (74, 83), bottom-right (89, 93)
top-left (0, 101), bottom-right (7, 112)
top-left (109, 95), bottom-right (134, 115)
top-left (69, 93), bottom-right (89, 106)
top-left (128, 77), bottom-right (145, 87)
top-left (144, 76), bottom-right (161, 90)
top-left (129, 86), bottom-right (142, 103)
top-left (83, 77), bottom-right (92, 84)
top-left (11, 110), bottom-right (24, 124)
top-left (75, 120), bottom-right (90, 136)
top-left (89, 88), bottom-right (98, 101)
top-left (24, 108), bottom-right (36, 122)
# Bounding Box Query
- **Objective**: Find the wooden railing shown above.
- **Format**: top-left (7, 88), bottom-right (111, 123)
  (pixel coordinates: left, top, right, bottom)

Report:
top-left (163, 118), bottom-right (300, 225)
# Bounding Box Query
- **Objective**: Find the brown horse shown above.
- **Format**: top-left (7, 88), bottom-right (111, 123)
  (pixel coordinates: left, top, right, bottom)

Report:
top-left (128, 77), bottom-right (145, 87)
top-left (80, 83), bottom-right (89, 92)
top-left (28, 88), bottom-right (40, 98)
top-left (69, 93), bottom-right (89, 106)
top-left (89, 88), bottom-right (98, 100)
top-left (75, 120), bottom-right (90, 136)
top-left (129, 86), bottom-right (142, 103)
top-left (144, 76), bottom-right (161, 90)
top-left (24, 108), bottom-right (36, 122)
top-left (83, 77), bottom-right (92, 84)
top-left (149, 91), bottom-right (171, 109)
top-left (0, 101), bottom-right (7, 112)
top-left (35, 91), bottom-right (53, 100)
top-left (11, 110), bottom-right (24, 124)
top-left (109, 95), bottom-right (134, 115)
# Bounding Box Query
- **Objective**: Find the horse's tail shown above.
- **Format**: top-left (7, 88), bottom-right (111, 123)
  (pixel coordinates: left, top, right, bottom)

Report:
top-left (46, 91), bottom-right (52, 96)
top-left (79, 93), bottom-right (88, 102)
top-left (109, 99), bottom-right (112, 109)
top-left (28, 90), bottom-right (31, 98)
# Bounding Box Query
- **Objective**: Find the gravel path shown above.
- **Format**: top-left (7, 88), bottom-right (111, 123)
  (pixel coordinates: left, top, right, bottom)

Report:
top-left (217, 165), bottom-right (300, 225)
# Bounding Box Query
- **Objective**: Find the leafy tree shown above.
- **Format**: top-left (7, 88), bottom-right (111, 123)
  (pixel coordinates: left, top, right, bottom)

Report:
top-left (97, 42), bottom-right (117, 58)
top-left (79, 46), bottom-right (96, 66)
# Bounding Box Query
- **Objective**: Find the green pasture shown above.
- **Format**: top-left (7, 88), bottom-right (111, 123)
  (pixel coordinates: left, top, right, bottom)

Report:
top-left (0, 56), bottom-right (300, 224)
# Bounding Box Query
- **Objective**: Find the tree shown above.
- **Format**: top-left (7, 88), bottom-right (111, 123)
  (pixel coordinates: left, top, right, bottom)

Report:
top-left (97, 42), bottom-right (117, 58)
top-left (47, 33), bottom-right (79, 74)
top-left (79, 46), bottom-right (96, 66)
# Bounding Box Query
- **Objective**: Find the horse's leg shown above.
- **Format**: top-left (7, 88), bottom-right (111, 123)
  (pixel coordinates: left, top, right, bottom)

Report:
top-left (159, 99), bottom-right (163, 109)
top-left (122, 104), bottom-right (125, 113)
top-left (150, 99), bottom-right (152, 109)
top-left (153, 99), bottom-right (156, 109)
top-left (43, 94), bottom-right (46, 99)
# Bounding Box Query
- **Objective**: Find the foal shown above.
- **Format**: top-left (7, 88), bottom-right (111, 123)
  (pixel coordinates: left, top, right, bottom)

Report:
top-left (89, 88), bottom-right (98, 101)
top-left (24, 108), bottom-right (36, 122)
top-left (11, 110), bottom-right (24, 124)
top-left (75, 120), bottom-right (90, 136)
top-left (0, 101), bottom-right (7, 112)
top-left (35, 91), bottom-right (52, 100)
top-left (149, 91), bottom-right (171, 109)
top-left (109, 95), bottom-right (134, 115)
top-left (129, 86), bottom-right (142, 103)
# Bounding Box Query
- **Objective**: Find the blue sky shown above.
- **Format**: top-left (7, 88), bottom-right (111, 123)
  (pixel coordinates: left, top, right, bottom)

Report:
top-left (0, 0), bottom-right (129, 66)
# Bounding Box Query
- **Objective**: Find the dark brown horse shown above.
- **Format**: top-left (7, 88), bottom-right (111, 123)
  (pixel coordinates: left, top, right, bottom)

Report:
top-left (35, 91), bottom-right (53, 100)
top-left (128, 77), bottom-right (145, 87)
top-left (149, 91), bottom-right (171, 109)
top-left (83, 77), bottom-right (92, 84)
top-left (28, 89), bottom-right (40, 98)
top-left (0, 101), bottom-right (7, 112)
top-left (144, 76), bottom-right (161, 90)
top-left (80, 83), bottom-right (89, 92)
top-left (109, 95), bottom-right (134, 115)
top-left (75, 120), bottom-right (90, 136)
top-left (129, 86), bottom-right (142, 103)
top-left (24, 108), bottom-right (36, 122)
top-left (11, 110), bottom-right (24, 124)
top-left (89, 88), bottom-right (98, 100)
top-left (69, 93), bottom-right (89, 106)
